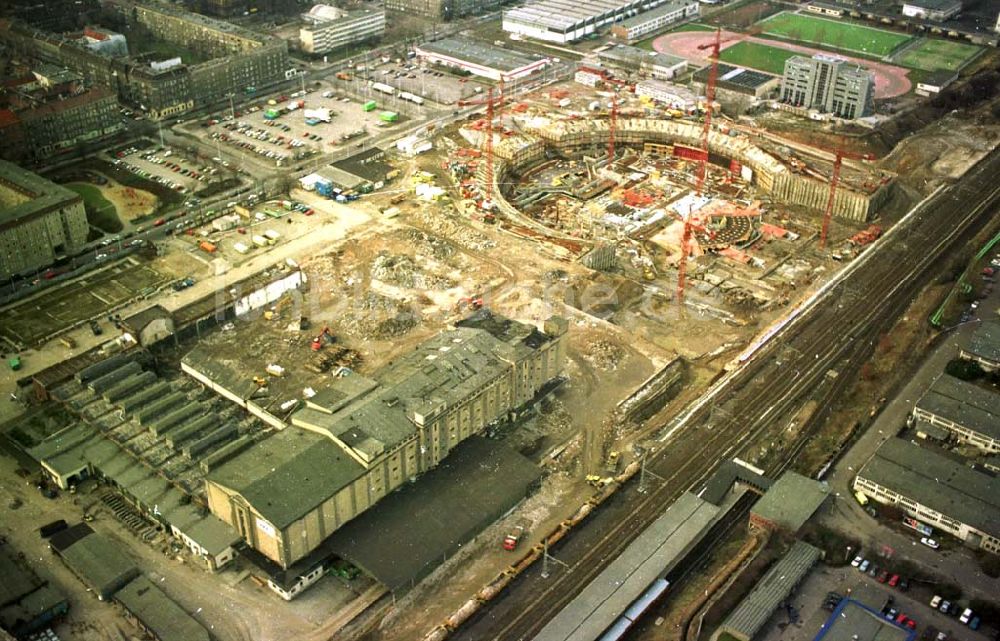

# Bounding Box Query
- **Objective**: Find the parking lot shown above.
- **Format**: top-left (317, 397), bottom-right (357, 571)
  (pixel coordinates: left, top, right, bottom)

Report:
top-left (110, 147), bottom-right (220, 197)
top-left (761, 559), bottom-right (993, 641)
top-left (190, 85), bottom-right (423, 167)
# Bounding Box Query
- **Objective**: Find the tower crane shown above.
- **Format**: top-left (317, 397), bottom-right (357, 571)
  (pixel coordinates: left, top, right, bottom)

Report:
top-left (673, 211), bottom-right (717, 305)
top-left (607, 92), bottom-right (618, 166)
top-left (695, 27), bottom-right (723, 196)
top-left (817, 143), bottom-right (875, 249)
top-left (457, 77), bottom-right (506, 207)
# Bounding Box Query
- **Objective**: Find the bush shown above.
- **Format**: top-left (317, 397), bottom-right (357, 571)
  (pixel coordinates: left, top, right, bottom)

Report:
top-left (937, 582), bottom-right (962, 601)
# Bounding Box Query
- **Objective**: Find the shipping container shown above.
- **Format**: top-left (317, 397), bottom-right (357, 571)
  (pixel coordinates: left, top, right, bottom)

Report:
top-left (264, 229), bottom-right (281, 241)
top-left (199, 241), bottom-right (217, 253)
top-left (379, 111), bottom-right (399, 123)
top-left (363, 100), bottom-right (377, 112)
top-left (252, 235), bottom-right (268, 248)
top-left (233, 242), bottom-right (250, 254)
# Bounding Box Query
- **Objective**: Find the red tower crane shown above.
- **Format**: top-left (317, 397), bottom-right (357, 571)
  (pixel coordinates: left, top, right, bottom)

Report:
top-left (818, 144), bottom-right (874, 249)
top-left (608, 93), bottom-right (618, 166)
top-left (695, 27), bottom-right (723, 196)
top-left (675, 212), bottom-right (717, 305)
top-left (457, 78), bottom-right (506, 207)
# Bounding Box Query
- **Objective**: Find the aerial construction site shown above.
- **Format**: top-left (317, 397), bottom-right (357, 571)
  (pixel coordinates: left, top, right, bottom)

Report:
top-left (2, 6), bottom-right (1000, 641)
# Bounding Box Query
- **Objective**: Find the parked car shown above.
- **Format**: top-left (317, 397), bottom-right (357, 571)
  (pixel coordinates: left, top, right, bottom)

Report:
top-left (888, 574), bottom-right (900, 587)
top-left (969, 616), bottom-right (980, 630)
top-left (930, 595), bottom-right (942, 609)
top-left (960, 608), bottom-right (973, 624)
top-left (921, 537), bottom-right (940, 549)
top-left (859, 560), bottom-right (871, 572)
top-left (940, 600), bottom-right (951, 614)
top-left (877, 570), bottom-right (890, 583)
top-left (851, 555), bottom-right (863, 568)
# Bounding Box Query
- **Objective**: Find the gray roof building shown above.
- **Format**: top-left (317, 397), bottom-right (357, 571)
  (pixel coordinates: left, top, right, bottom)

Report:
top-left (115, 576), bottom-right (210, 641)
top-left (855, 439), bottom-right (1000, 546)
top-left (814, 598), bottom-right (913, 641)
top-left (50, 525), bottom-right (140, 601)
top-left (712, 541), bottom-right (822, 641)
top-left (913, 374), bottom-right (1000, 449)
top-left (533, 492), bottom-right (722, 641)
top-left (416, 38), bottom-right (548, 81)
top-left (750, 471), bottom-right (830, 532)
top-left (204, 314), bottom-right (567, 571)
top-left (961, 319), bottom-right (1000, 371)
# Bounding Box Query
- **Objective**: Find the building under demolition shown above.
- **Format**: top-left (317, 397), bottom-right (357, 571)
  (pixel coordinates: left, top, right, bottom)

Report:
top-left (192, 314), bottom-right (568, 569)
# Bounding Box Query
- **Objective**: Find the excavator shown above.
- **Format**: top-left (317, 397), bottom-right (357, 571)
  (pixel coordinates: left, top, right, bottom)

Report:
top-left (310, 327), bottom-right (335, 351)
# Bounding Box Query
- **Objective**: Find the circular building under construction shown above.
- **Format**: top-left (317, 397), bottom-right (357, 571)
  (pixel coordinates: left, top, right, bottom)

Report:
top-left (465, 116), bottom-right (893, 255)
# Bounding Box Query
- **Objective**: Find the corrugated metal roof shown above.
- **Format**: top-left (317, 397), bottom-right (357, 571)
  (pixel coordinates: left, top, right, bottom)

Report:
top-left (915, 374), bottom-right (1000, 441)
top-left (718, 541), bottom-right (821, 639)
top-left (532, 492), bottom-right (721, 641)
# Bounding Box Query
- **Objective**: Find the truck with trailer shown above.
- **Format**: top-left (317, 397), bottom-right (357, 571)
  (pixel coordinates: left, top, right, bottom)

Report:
top-left (371, 82), bottom-right (395, 96)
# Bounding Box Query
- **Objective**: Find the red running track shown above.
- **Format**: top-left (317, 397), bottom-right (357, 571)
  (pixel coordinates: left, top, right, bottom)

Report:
top-left (653, 30), bottom-right (912, 99)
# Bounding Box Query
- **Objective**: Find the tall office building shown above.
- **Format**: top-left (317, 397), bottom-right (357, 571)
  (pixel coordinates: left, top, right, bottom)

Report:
top-left (780, 54), bottom-right (874, 119)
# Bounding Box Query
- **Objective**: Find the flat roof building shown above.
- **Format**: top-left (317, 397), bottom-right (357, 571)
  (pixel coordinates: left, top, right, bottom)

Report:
top-left (780, 54), bottom-right (874, 119)
top-left (750, 471), bottom-right (831, 532)
top-left (911, 374), bottom-right (1000, 454)
top-left (711, 541), bottom-right (822, 641)
top-left (503, 0), bottom-right (685, 43)
top-left (533, 492), bottom-right (722, 641)
top-left (0, 540), bottom-right (69, 639)
top-left (0, 160), bottom-right (88, 278)
top-left (114, 576), bottom-right (210, 641)
top-left (385, 0), bottom-right (500, 19)
top-left (915, 69), bottom-right (958, 96)
top-left (960, 319), bottom-right (1000, 372)
top-left (693, 63), bottom-right (781, 99)
top-left (813, 596), bottom-right (916, 641)
top-left (610, 0), bottom-right (700, 42)
top-left (597, 46), bottom-right (688, 80)
top-left (50, 525), bottom-right (141, 601)
top-left (300, 6), bottom-right (385, 55)
top-left (902, 0), bottom-right (962, 21)
top-left (415, 37), bottom-right (550, 81)
top-left (203, 314), bottom-right (568, 569)
top-left (854, 438), bottom-right (1000, 555)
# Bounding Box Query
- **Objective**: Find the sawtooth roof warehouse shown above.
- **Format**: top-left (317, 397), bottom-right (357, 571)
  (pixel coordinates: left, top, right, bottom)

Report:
top-left (503, 0), bottom-right (687, 43)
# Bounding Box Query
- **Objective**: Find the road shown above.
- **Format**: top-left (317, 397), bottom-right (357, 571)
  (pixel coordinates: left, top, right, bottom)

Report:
top-left (448, 149), bottom-right (1000, 641)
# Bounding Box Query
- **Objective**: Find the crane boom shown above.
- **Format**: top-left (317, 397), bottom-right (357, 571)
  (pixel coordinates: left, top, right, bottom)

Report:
top-left (608, 94), bottom-right (617, 165)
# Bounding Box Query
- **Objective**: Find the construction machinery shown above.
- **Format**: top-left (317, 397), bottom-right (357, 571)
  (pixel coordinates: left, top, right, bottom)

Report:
top-left (456, 296), bottom-right (484, 312)
top-left (310, 327), bottom-right (335, 351)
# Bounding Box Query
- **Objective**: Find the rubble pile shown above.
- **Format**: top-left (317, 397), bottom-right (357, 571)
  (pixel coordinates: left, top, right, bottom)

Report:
top-left (404, 229), bottom-right (457, 260)
top-left (371, 253), bottom-right (455, 290)
top-left (340, 292), bottom-right (419, 340)
top-left (412, 209), bottom-right (497, 251)
top-left (584, 339), bottom-right (626, 371)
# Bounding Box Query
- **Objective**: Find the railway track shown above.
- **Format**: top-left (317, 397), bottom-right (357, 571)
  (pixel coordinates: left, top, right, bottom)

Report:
top-left (451, 150), bottom-right (1000, 641)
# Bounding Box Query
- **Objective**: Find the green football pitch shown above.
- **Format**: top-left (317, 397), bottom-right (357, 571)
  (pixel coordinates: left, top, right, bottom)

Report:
top-left (896, 38), bottom-right (981, 71)
top-left (718, 41), bottom-right (798, 75)
top-left (756, 12), bottom-right (912, 57)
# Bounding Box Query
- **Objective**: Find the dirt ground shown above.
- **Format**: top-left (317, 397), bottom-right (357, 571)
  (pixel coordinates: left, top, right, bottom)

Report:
top-left (97, 179), bottom-right (159, 222)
